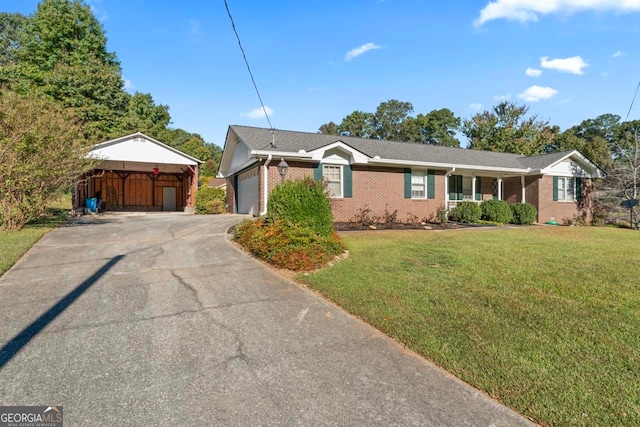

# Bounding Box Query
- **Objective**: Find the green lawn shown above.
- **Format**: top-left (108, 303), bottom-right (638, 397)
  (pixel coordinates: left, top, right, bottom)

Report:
top-left (298, 227), bottom-right (640, 426)
top-left (0, 195), bottom-right (71, 276)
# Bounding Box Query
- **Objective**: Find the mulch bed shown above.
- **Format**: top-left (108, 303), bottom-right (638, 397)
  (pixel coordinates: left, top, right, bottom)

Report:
top-left (333, 221), bottom-right (467, 231)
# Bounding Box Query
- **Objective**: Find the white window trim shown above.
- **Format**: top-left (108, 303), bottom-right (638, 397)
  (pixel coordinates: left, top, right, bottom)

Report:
top-left (323, 164), bottom-right (343, 199)
top-left (557, 176), bottom-right (576, 202)
top-left (411, 169), bottom-right (426, 199)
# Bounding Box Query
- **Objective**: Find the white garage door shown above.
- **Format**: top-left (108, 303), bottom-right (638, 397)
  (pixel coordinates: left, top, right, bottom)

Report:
top-left (237, 168), bottom-right (259, 215)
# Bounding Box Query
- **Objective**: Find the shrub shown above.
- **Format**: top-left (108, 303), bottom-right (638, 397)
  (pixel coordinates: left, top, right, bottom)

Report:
top-left (510, 202), bottom-right (537, 225)
top-left (449, 201), bottom-right (482, 223)
top-left (267, 177), bottom-right (333, 237)
top-left (234, 219), bottom-right (344, 271)
top-left (205, 199), bottom-right (225, 214)
top-left (481, 199), bottom-right (513, 224)
top-left (195, 186), bottom-right (226, 214)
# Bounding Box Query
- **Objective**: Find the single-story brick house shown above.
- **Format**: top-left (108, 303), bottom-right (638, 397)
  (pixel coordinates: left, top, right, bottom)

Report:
top-left (219, 125), bottom-right (604, 224)
top-left (74, 132), bottom-right (201, 212)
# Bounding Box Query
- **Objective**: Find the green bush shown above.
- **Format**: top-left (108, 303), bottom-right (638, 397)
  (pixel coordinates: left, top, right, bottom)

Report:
top-left (510, 202), bottom-right (537, 225)
top-left (481, 199), bottom-right (513, 224)
top-left (195, 186), bottom-right (226, 214)
top-left (267, 177), bottom-right (333, 237)
top-left (205, 199), bottom-right (225, 214)
top-left (449, 201), bottom-right (482, 223)
top-left (234, 219), bottom-right (344, 271)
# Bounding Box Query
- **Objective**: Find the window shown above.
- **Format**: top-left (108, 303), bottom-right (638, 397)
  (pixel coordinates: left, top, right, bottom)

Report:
top-left (323, 165), bottom-right (342, 198)
top-left (557, 177), bottom-right (576, 201)
top-left (411, 170), bottom-right (425, 198)
top-left (448, 175), bottom-right (473, 201)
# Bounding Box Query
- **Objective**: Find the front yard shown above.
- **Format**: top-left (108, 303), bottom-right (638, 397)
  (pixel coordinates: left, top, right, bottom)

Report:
top-left (298, 226), bottom-right (639, 426)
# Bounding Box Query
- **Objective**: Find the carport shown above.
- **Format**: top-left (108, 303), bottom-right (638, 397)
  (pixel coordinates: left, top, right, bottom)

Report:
top-left (74, 133), bottom-right (201, 212)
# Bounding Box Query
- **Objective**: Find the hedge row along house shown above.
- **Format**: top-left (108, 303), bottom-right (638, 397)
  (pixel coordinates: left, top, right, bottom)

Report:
top-left (74, 133), bottom-right (201, 213)
top-left (219, 125), bottom-right (605, 224)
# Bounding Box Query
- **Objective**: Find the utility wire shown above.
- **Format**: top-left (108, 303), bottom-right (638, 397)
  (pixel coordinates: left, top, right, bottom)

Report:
top-left (224, 0), bottom-right (274, 131)
top-left (625, 80), bottom-right (640, 121)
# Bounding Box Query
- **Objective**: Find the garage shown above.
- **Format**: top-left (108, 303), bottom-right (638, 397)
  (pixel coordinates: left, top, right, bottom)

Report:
top-left (74, 133), bottom-right (201, 213)
top-left (237, 167), bottom-right (259, 215)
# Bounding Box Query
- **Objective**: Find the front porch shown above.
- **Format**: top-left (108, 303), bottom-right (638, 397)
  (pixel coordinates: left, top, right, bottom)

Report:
top-left (444, 174), bottom-right (530, 210)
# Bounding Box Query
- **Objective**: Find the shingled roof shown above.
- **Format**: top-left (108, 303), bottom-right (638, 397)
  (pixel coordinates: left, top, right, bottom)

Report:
top-left (229, 125), bottom-right (572, 171)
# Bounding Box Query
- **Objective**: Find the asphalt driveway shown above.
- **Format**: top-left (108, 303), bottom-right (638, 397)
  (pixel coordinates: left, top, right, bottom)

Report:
top-left (0, 213), bottom-right (534, 426)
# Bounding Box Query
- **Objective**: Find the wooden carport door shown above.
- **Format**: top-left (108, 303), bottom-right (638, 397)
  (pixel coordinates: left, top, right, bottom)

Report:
top-left (163, 187), bottom-right (176, 211)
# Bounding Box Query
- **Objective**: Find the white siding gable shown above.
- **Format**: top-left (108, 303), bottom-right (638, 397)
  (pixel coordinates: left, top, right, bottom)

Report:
top-left (544, 159), bottom-right (590, 178)
top-left (89, 135), bottom-right (198, 165)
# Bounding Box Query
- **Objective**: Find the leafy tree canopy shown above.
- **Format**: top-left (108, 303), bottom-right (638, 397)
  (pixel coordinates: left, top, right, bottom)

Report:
top-left (319, 100), bottom-right (461, 146)
top-left (461, 101), bottom-right (554, 156)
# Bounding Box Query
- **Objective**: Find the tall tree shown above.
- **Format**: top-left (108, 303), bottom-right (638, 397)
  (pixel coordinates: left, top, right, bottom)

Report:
top-left (372, 99), bottom-right (414, 141)
top-left (120, 92), bottom-right (171, 139)
top-left (5, 0), bottom-right (127, 140)
top-left (338, 110), bottom-right (375, 138)
top-left (461, 101), bottom-right (554, 156)
top-left (0, 13), bottom-right (27, 66)
top-left (414, 108), bottom-right (461, 147)
top-left (318, 121), bottom-right (339, 135)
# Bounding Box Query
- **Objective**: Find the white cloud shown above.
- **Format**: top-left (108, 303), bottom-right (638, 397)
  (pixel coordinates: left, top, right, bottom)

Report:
top-left (469, 103), bottom-right (483, 111)
top-left (87, 0), bottom-right (108, 21)
top-left (123, 79), bottom-right (134, 91)
top-left (345, 43), bottom-right (382, 62)
top-left (613, 50), bottom-right (627, 57)
top-left (242, 106), bottom-right (274, 119)
top-left (475, 0), bottom-right (640, 27)
top-left (540, 56), bottom-right (588, 75)
top-left (493, 94), bottom-right (511, 101)
top-left (517, 85), bottom-right (558, 102)
top-left (525, 67), bottom-right (542, 77)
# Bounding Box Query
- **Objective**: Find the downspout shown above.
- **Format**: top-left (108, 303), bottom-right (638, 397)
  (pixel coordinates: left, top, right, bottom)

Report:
top-left (260, 154), bottom-right (272, 216)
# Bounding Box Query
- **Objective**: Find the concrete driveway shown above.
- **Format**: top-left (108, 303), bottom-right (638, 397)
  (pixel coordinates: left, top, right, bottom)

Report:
top-left (0, 213), bottom-right (533, 426)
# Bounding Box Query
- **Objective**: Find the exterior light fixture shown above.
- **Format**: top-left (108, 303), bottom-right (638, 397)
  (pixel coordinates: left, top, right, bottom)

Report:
top-left (278, 158), bottom-right (289, 183)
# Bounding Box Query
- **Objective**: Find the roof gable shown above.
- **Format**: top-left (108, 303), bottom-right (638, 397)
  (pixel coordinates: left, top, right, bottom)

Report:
top-left (88, 133), bottom-right (201, 165)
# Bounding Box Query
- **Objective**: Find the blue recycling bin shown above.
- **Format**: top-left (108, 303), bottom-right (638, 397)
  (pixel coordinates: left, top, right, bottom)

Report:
top-left (85, 197), bottom-right (97, 213)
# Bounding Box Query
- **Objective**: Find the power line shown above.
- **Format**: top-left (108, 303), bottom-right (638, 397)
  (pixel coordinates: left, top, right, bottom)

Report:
top-left (625, 80), bottom-right (640, 121)
top-left (224, 0), bottom-right (273, 131)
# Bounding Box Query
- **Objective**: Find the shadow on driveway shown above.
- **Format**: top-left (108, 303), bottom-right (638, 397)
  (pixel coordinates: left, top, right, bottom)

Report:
top-left (0, 255), bottom-right (124, 369)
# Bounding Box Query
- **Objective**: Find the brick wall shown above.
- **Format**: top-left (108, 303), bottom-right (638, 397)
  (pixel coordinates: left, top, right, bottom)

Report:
top-left (265, 163), bottom-right (444, 222)
top-left (225, 176), bottom-right (235, 213)
top-left (536, 176), bottom-right (592, 223)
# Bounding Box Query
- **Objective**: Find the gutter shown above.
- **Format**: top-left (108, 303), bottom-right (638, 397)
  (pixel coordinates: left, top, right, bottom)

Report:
top-left (368, 157), bottom-right (530, 174)
top-left (259, 154), bottom-right (272, 216)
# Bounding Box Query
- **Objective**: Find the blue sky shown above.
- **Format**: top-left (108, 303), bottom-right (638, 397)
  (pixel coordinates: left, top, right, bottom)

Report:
top-left (4, 0), bottom-right (640, 147)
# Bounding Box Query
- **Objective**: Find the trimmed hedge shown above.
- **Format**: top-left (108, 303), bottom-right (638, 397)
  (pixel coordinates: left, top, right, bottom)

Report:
top-left (449, 201), bottom-right (482, 223)
top-left (511, 202), bottom-right (537, 225)
top-left (481, 199), bottom-right (513, 224)
top-left (267, 177), bottom-right (333, 237)
top-left (195, 186), bottom-right (226, 214)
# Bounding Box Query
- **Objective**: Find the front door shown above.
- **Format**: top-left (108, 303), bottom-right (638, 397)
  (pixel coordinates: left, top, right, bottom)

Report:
top-left (162, 187), bottom-right (176, 211)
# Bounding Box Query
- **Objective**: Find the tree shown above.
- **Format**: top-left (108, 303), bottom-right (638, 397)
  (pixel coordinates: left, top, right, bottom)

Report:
top-left (337, 110), bottom-right (375, 138)
top-left (5, 0), bottom-right (127, 140)
top-left (0, 13), bottom-right (27, 66)
top-left (0, 88), bottom-right (94, 230)
top-left (318, 121), bottom-right (339, 135)
top-left (372, 99), bottom-right (414, 141)
top-left (414, 108), bottom-right (461, 147)
top-left (461, 101), bottom-right (554, 156)
top-left (120, 92), bottom-right (171, 139)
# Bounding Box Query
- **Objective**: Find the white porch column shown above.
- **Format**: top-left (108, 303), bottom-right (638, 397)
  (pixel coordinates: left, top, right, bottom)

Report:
top-left (472, 176), bottom-right (476, 202)
top-left (444, 175), bottom-right (449, 209)
top-left (521, 175), bottom-right (526, 204)
top-left (497, 178), bottom-right (503, 200)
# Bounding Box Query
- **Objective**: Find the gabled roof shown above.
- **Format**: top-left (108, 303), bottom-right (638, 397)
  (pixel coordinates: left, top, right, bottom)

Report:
top-left (88, 132), bottom-right (202, 165)
top-left (222, 125), bottom-right (603, 178)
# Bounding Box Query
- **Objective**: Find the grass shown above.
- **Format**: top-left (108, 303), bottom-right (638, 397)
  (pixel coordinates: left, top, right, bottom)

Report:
top-left (0, 194), bottom-right (71, 276)
top-left (298, 226), bottom-right (640, 426)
